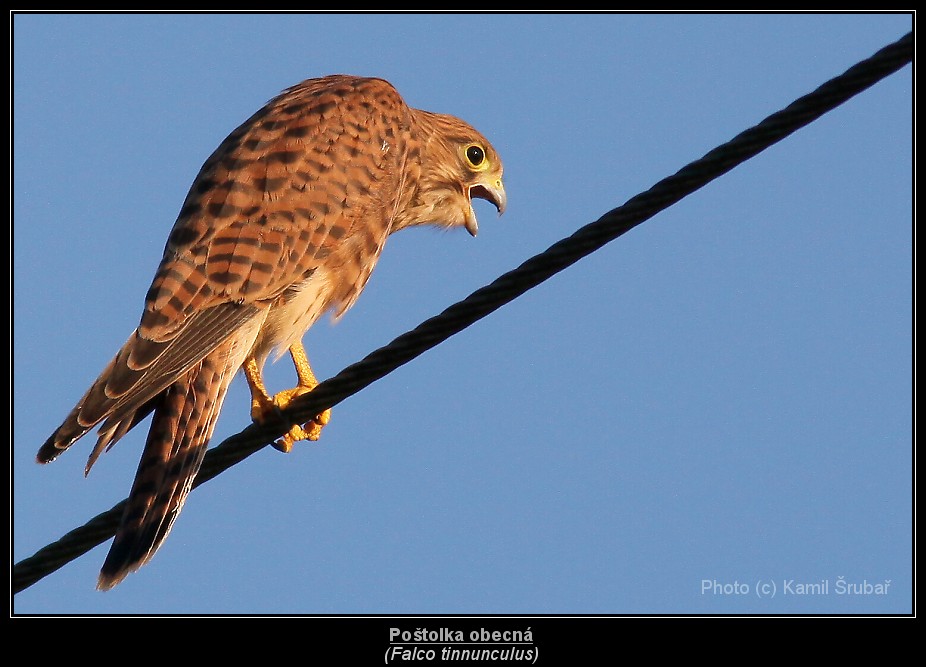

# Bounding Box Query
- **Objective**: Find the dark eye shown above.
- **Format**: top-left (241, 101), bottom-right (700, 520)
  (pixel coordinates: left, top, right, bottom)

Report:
top-left (465, 144), bottom-right (486, 168)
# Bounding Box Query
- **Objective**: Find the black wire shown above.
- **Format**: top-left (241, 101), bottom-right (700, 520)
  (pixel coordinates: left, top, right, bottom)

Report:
top-left (13, 31), bottom-right (912, 595)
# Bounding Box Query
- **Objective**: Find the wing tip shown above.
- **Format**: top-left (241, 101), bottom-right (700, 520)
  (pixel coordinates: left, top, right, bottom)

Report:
top-left (36, 432), bottom-right (69, 465)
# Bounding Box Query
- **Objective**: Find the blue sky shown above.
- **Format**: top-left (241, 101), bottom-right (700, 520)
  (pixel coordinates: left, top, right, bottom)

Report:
top-left (13, 13), bottom-right (912, 615)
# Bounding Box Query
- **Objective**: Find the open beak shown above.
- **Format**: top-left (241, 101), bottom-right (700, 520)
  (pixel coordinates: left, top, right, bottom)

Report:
top-left (465, 181), bottom-right (507, 237)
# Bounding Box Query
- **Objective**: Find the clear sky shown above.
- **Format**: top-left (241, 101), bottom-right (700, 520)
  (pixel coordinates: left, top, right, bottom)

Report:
top-left (13, 13), bottom-right (912, 615)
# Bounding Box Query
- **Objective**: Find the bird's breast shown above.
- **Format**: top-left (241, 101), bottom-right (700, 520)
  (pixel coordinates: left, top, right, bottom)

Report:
top-left (253, 267), bottom-right (335, 363)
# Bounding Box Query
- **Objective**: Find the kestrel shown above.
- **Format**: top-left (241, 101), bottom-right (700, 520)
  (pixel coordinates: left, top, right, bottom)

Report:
top-left (36, 75), bottom-right (506, 589)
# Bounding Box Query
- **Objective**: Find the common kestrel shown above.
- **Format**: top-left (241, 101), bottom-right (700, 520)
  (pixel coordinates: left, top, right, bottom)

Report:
top-left (37, 74), bottom-right (506, 589)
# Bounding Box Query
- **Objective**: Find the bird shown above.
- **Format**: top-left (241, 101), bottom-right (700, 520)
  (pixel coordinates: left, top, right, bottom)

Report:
top-left (36, 74), bottom-right (506, 590)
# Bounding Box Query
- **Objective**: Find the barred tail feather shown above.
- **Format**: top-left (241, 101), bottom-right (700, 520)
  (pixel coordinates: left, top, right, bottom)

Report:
top-left (97, 349), bottom-right (236, 590)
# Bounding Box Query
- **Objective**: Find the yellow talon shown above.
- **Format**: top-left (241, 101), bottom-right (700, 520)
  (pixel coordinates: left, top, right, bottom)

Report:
top-left (244, 343), bottom-right (331, 452)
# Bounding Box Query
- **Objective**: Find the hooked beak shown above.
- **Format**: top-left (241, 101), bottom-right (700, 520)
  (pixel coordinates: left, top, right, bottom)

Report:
top-left (465, 180), bottom-right (507, 237)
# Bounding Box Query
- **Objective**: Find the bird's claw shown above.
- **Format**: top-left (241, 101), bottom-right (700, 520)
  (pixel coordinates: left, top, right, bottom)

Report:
top-left (251, 385), bottom-right (332, 453)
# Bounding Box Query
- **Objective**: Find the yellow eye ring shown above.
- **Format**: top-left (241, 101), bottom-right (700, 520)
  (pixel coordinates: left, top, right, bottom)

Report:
top-left (464, 143), bottom-right (489, 171)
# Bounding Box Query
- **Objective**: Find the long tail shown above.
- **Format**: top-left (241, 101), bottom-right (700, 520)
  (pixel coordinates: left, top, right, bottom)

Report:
top-left (96, 347), bottom-right (237, 590)
top-left (35, 302), bottom-right (266, 588)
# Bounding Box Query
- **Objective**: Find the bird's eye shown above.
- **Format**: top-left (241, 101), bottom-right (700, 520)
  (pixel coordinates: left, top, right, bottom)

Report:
top-left (465, 144), bottom-right (486, 169)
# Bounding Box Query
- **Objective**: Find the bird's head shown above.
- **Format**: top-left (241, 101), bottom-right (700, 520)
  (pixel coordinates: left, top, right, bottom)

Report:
top-left (399, 110), bottom-right (506, 236)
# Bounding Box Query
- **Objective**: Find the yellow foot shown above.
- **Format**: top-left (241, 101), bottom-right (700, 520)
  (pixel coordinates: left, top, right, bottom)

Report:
top-left (250, 385), bottom-right (332, 454)
top-left (244, 344), bottom-right (331, 453)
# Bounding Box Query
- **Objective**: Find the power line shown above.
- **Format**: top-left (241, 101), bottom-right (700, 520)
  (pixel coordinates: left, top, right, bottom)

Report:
top-left (13, 31), bottom-right (912, 595)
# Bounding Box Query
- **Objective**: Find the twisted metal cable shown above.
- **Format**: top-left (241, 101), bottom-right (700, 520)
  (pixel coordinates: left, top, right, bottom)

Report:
top-left (13, 32), bottom-right (912, 595)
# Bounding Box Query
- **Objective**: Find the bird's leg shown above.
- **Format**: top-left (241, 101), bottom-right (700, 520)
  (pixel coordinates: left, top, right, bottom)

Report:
top-left (274, 342), bottom-right (332, 445)
top-left (243, 343), bottom-right (331, 453)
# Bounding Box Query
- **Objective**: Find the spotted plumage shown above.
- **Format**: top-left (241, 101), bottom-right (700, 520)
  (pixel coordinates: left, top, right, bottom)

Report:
top-left (37, 75), bottom-right (506, 589)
